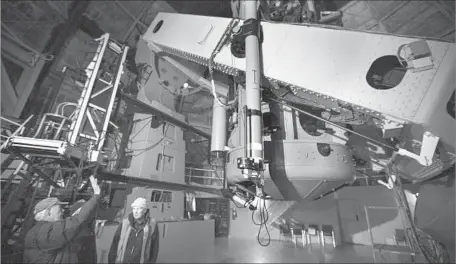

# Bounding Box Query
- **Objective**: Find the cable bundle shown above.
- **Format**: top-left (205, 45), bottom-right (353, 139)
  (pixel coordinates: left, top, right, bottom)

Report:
top-left (252, 197), bottom-right (271, 247)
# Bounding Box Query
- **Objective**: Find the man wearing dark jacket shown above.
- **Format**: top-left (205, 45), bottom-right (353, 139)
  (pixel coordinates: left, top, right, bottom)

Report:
top-left (67, 199), bottom-right (98, 263)
top-left (23, 176), bottom-right (102, 264)
top-left (108, 197), bottom-right (159, 264)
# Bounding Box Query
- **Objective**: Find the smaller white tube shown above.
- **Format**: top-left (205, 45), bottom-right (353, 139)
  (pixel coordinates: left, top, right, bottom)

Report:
top-left (210, 97), bottom-right (227, 152)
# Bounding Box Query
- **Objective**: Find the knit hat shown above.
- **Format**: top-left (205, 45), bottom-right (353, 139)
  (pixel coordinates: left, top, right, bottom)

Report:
top-left (131, 197), bottom-right (147, 209)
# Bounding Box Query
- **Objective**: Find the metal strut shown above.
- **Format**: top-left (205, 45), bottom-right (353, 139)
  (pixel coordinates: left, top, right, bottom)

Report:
top-left (1, 33), bottom-right (129, 249)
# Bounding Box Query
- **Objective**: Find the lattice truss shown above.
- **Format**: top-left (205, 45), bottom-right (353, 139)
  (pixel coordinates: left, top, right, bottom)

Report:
top-left (1, 33), bottom-right (130, 247)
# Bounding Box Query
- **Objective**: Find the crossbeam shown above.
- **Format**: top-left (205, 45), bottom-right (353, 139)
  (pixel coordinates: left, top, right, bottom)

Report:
top-left (98, 171), bottom-right (223, 196)
top-left (120, 92), bottom-right (211, 139)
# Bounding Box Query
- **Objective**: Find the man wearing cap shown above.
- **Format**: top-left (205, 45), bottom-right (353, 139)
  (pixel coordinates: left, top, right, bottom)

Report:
top-left (23, 176), bottom-right (102, 264)
top-left (108, 197), bottom-right (159, 264)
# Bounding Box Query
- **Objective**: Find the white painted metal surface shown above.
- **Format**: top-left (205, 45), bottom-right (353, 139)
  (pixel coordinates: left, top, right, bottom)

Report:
top-left (144, 13), bottom-right (455, 124)
top-left (123, 90), bottom-right (186, 184)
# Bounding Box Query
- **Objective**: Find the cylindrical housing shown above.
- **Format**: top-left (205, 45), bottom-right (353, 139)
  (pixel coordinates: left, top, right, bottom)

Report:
top-left (232, 194), bottom-right (248, 206)
top-left (210, 97), bottom-right (227, 152)
top-left (244, 0), bottom-right (263, 159)
top-left (225, 141), bottom-right (355, 200)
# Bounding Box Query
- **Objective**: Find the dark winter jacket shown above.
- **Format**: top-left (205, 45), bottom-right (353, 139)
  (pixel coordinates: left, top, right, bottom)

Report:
top-left (67, 201), bottom-right (98, 263)
top-left (22, 194), bottom-right (101, 264)
top-left (108, 210), bottom-right (159, 264)
top-left (69, 221), bottom-right (97, 263)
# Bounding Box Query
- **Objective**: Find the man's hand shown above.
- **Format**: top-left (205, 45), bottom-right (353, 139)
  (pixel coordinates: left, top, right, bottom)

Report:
top-left (89, 175), bottom-right (101, 195)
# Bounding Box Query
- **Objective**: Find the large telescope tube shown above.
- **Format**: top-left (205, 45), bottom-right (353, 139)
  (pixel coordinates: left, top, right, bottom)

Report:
top-left (237, 0), bottom-right (264, 178)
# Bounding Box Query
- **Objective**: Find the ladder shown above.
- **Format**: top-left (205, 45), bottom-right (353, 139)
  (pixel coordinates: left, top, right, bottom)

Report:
top-left (376, 166), bottom-right (450, 263)
top-left (392, 176), bottom-right (450, 263)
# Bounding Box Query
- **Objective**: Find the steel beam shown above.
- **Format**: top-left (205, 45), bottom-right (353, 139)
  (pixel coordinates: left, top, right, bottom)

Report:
top-left (98, 171), bottom-right (223, 196)
top-left (120, 92), bottom-right (211, 139)
top-left (8, 151), bottom-right (60, 188)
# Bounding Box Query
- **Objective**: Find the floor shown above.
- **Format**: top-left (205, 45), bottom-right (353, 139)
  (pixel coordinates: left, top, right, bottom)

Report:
top-left (199, 238), bottom-right (376, 263)
top-left (95, 222), bottom-right (425, 263)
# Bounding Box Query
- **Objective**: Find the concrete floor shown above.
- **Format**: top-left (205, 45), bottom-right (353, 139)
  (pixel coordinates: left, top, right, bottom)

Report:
top-left (197, 238), bottom-right (376, 263)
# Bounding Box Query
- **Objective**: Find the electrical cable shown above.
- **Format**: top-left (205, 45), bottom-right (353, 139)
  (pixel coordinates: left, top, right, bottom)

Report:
top-left (193, 141), bottom-right (225, 184)
top-left (251, 198), bottom-right (269, 225)
top-left (208, 19), bottom-right (238, 108)
top-left (128, 123), bottom-right (169, 157)
top-left (396, 44), bottom-right (410, 69)
top-left (129, 117), bottom-right (153, 141)
top-left (103, 134), bottom-right (123, 170)
top-left (256, 194), bottom-right (271, 246)
top-left (268, 97), bottom-right (399, 152)
top-left (122, 114), bottom-right (166, 152)
top-left (252, 204), bottom-right (262, 225)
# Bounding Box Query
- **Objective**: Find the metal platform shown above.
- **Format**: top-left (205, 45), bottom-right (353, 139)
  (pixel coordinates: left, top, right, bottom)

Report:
top-left (6, 136), bottom-right (84, 160)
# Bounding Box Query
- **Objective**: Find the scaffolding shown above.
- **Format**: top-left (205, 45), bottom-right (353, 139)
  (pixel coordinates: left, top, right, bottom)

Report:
top-left (1, 33), bottom-right (129, 259)
top-left (0, 33), bottom-right (221, 263)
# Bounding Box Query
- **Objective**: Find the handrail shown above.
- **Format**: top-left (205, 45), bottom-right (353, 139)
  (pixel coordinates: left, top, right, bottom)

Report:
top-left (185, 175), bottom-right (220, 180)
top-left (185, 167), bottom-right (219, 173)
top-left (185, 166), bottom-right (224, 186)
top-left (1, 116), bottom-right (23, 127)
top-left (0, 115), bottom-right (34, 151)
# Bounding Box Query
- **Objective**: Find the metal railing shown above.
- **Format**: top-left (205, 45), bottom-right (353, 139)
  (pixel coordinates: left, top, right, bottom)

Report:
top-left (185, 167), bottom-right (224, 187)
top-left (0, 115), bottom-right (34, 151)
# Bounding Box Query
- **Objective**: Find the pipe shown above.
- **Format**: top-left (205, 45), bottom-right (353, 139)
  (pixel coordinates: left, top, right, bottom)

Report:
top-left (120, 92), bottom-right (211, 139)
top-left (269, 98), bottom-right (399, 152)
top-left (244, 105), bottom-right (248, 158)
top-left (210, 97), bottom-right (227, 152)
top-left (244, 0), bottom-right (263, 161)
top-left (98, 171), bottom-right (224, 196)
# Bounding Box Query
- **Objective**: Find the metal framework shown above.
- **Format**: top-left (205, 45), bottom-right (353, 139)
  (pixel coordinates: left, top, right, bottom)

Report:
top-left (1, 33), bottom-right (129, 248)
top-left (365, 206), bottom-right (419, 262)
top-left (0, 31), bottom-right (220, 255)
